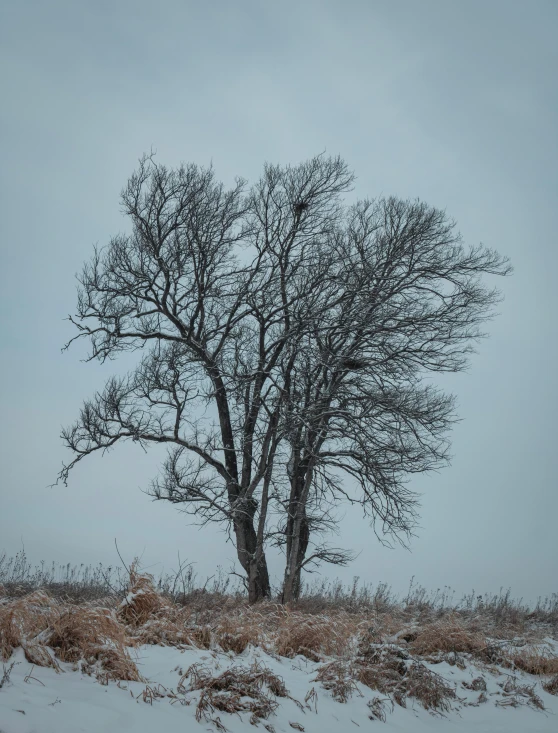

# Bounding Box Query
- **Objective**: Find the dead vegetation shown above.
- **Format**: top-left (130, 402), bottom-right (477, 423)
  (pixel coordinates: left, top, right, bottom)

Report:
top-left (353, 639), bottom-right (457, 713)
top-left (510, 646), bottom-right (558, 676)
top-left (0, 589), bottom-right (142, 682)
top-left (117, 563), bottom-right (167, 627)
top-left (178, 660), bottom-right (292, 725)
top-left (495, 676), bottom-right (545, 710)
top-left (409, 614), bottom-right (486, 656)
top-left (315, 661), bottom-right (359, 703)
top-left (542, 675), bottom-right (558, 695)
top-left (1, 557), bottom-right (557, 721)
top-left (48, 606), bottom-right (142, 681)
top-left (0, 660), bottom-right (17, 688)
top-left (367, 695), bottom-right (393, 721)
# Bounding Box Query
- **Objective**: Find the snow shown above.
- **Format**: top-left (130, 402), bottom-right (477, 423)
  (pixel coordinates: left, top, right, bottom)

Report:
top-left (1, 644), bottom-right (556, 733)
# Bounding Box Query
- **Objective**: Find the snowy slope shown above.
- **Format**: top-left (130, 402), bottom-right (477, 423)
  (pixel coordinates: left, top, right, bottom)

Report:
top-left (1, 644), bottom-right (556, 733)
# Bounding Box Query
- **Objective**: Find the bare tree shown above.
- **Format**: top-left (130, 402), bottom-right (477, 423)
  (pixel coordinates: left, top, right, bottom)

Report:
top-left (274, 197), bottom-right (511, 602)
top-left (59, 155), bottom-right (510, 604)
top-left (59, 153), bottom-right (353, 602)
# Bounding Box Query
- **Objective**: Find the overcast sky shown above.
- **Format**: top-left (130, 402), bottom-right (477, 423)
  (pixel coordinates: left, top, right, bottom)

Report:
top-left (1, 0), bottom-right (556, 602)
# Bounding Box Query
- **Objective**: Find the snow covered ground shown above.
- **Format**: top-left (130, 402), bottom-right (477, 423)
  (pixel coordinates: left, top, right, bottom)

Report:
top-left (1, 643), bottom-right (556, 733)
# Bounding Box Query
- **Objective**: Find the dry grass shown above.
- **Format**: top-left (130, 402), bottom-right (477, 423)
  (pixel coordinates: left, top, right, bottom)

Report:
top-left (1, 558), bottom-right (556, 721)
top-left (409, 614), bottom-right (486, 656)
top-left (495, 676), bottom-right (545, 710)
top-left (510, 647), bottom-right (558, 676)
top-left (0, 590), bottom-right (55, 661)
top-left (354, 642), bottom-right (409, 698)
top-left (1, 660), bottom-right (17, 688)
top-left (315, 661), bottom-right (359, 703)
top-left (403, 662), bottom-right (457, 713)
top-left (367, 695), bottom-right (393, 721)
top-left (462, 675), bottom-right (487, 691)
top-left (22, 640), bottom-right (62, 671)
top-left (132, 615), bottom-right (192, 647)
top-left (353, 634), bottom-right (457, 713)
top-left (275, 615), bottom-right (335, 661)
top-left (349, 651), bottom-right (457, 714)
top-left (215, 615), bottom-right (261, 655)
top-left (274, 610), bottom-right (364, 661)
top-left (179, 660), bottom-right (291, 725)
top-left (310, 635), bottom-right (458, 714)
top-left (117, 563), bottom-right (167, 627)
top-left (0, 587), bottom-right (141, 681)
top-left (542, 675), bottom-right (558, 695)
top-left (47, 606), bottom-right (142, 681)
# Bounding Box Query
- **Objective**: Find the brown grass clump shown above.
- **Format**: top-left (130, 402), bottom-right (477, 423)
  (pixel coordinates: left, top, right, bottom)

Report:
top-left (311, 632), bottom-right (458, 715)
top-left (0, 590), bottom-right (55, 660)
top-left (404, 662), bottom-right (457, 713)
top-left (129, 599), bottom-right (196, 648)
top-left (275, 611), bottom-right (361, 661)
top-left (354, 643), bottom-right (409, 699)
top-left (188, 624), bottom-right (213, 649)
top-left (409, 614), bottom-right (486, 656)
top-left (118, 563), bottom-right (166, 627)
top-left (132, 617), bottom-right (191, 647)
top-left (510, 647), bottom-right (558, 676)
top-left (542, 675), bottom-right (558, 695)
top-left (354, 640), bottom-right (456, 713)
top-left (0, 589), bottom-right (139, 681)
top-left (47, 606), bottom-right (142, 681)
top-left (179, 660), bottom-right (290, 725)
top-left (216, 615), bottom-right (261, 655)
top-left (275, 616), bottom-right (328, 661)
top-left (315, 661), bottom-right (359, 703)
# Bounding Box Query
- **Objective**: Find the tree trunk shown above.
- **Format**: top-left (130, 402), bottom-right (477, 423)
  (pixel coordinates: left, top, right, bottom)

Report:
top-left (248, 556), bottom-right (271, 604)
top-left (233, 496), bottom-right (271, 603)
top-left (282, 468), bottom-right (311, 604)
top-left (291, 512), bottom-right (309, 599)
top-left (282, 511), bottom-right (309, 603)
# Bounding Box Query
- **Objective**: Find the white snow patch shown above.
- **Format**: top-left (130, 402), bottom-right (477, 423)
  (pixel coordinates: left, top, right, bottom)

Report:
top-left (0, 645), bottom-right (556, 732)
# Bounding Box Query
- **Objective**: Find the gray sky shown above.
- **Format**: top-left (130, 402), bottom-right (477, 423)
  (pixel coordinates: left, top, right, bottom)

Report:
top-left (1, 0), bottom-right (556, 602)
